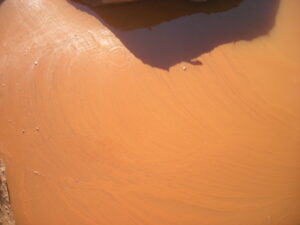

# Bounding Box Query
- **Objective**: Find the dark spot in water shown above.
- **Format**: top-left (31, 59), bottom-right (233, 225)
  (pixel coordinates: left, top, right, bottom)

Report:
top-left (69, 0), bottom-right (280, 70)
top-left (188, 59), bottom-right (203, 66)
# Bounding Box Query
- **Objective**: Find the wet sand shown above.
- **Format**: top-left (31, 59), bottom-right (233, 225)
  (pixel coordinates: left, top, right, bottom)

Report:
top-left (0, 0), bottom-right (300, 224)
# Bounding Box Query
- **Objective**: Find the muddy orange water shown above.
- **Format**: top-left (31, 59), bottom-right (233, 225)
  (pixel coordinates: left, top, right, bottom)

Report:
top-left (0, 0), bottom-right (300, 224)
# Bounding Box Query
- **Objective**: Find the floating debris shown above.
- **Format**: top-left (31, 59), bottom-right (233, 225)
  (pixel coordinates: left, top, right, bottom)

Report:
top-left (35, 127), bottom-right (40, 131)
top-left (34, 61), bottom-right (38, 65)
top-left (32, 170), bottom-right (42, 176)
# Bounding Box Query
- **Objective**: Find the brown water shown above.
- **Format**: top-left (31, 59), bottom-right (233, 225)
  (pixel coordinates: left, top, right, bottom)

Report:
top-left (70, 0), bottom-right (280, 69)
top-left (0, 0), bottom-right (300, 224)
top-left (71, 0), bottom-right (243, 30)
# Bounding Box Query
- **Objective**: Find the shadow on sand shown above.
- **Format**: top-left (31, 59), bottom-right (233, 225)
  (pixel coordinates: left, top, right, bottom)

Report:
top-left (69, 0), bottom-right (280, 69)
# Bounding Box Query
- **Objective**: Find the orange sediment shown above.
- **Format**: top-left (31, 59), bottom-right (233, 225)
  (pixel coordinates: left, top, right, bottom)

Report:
top-left (0, 0), bottom-right (299, 224)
